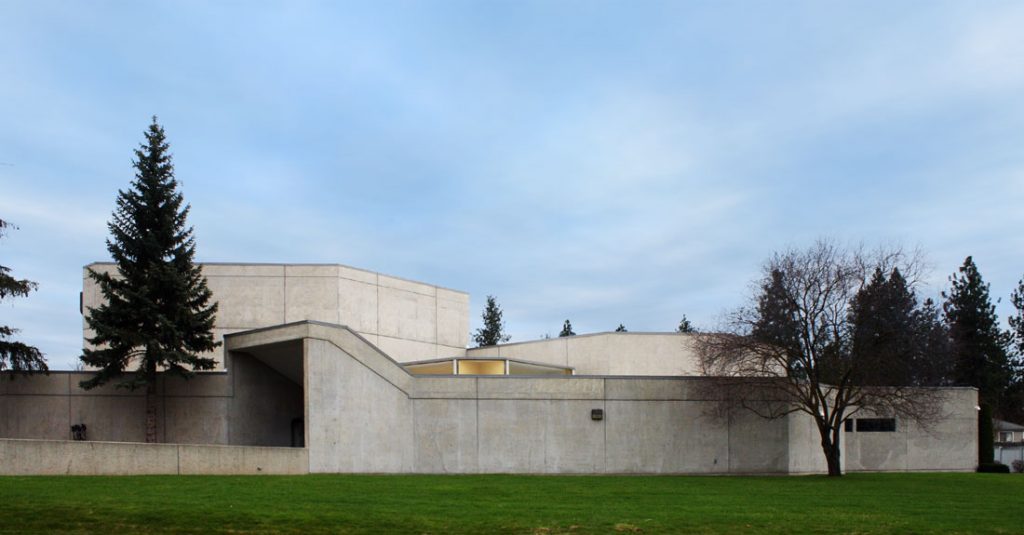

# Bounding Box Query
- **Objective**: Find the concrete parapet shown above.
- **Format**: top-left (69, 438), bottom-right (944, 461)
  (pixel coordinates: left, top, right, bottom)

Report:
top-left (408, 377), bottom-right (478, 399)
top-left (467, 332), bottom-right (701, 376)
top-left (476, 377), bottom-right (604, 400)
top-left (177, 443), bottom-right (307, 474)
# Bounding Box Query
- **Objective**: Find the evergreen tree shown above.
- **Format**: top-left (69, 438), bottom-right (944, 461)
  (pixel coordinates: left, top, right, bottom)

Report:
top-left (0, 219), bottom-right (47, 376)
top-left (81, 118), bottom-right (219, 443)
top-left (913, 298), bottom-right (955, 387)
top-left (558, 319), bottom-right (575, 337)
top-left (942, 256), bottom-right (1013, 413)
top-left (751, 269), bottom-right (803, 377)
top-left (676, 315), bottom-right (695, 333)
top-left (1011, 276), bottom-right (1024, 356)
top-left (1007, 276), bottom-right (1024, 422)
top-left (472, 295), bottom-right (510, 347)
top-left (849, 268), bottom-right (919, 386)
top-left (615, 324), bottom-right (627, 332)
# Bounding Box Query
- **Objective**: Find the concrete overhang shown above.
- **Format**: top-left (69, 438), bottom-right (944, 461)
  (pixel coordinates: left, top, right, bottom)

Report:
top-left (224, 323), bottom-right (317, 384)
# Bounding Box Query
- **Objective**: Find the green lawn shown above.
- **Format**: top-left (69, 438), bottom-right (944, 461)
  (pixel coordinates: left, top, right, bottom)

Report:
top-left (0, 473), bottom-right (1021, 534)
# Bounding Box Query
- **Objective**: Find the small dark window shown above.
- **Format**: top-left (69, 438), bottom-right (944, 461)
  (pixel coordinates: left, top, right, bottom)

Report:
top-left (856, 418), bottom-right (896, 432)
top-left (844, 420), bottom-right (853, 432)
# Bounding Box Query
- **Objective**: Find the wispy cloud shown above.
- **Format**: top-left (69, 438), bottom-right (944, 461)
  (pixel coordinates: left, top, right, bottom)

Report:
top-left (2, 1), bottom-right (1022, 367)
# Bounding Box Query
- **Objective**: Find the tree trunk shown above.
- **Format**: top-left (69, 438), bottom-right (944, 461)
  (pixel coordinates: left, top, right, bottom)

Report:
top-left (824, 441), bottom-right (842, 477)
top-left (144, 359), bottom-right (158, 443)
top-left (817, 422), bottom-right (843, 477)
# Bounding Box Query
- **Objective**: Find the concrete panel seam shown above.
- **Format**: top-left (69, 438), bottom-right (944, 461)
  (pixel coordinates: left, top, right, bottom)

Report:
top-left (602, 379), bottom-right (607, 474)
top-left (475, 379), bottom-right (480, 474)
top-left (411, 393), bottom-right (417, 470)
top-left (727, 409), bottom-right (732, 472)
top-left (543, 399), bottom-right (548, 470)
top-left (66, 374), bottom-right (72, 441)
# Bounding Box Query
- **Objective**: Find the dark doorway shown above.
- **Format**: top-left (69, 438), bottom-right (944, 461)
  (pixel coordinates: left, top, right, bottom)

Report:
top-left (291, 417), bottom-right (305, 448)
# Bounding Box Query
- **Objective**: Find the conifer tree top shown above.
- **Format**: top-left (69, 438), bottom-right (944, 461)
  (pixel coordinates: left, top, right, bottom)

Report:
top-left (942, 255), bottom-right (1013, 409)
top-left (473, 295), bottom-right (510, 347)
top-left (81, 117), bottom-right (218, 393)
top-left (559, 319), bottom-right (575, 337)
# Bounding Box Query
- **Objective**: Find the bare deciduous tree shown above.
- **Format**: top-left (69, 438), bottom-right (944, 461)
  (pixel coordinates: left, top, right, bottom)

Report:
top-left (696, 240), bottom-right (943, 476)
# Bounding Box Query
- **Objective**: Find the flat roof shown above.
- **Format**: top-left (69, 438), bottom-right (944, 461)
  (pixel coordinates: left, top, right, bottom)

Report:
top-left (86, 261), bottom-right (469, 295)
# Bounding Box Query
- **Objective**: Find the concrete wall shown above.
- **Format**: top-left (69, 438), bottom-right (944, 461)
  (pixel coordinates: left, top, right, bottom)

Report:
top-left (2, 321), bottom-right (977, 475)
top-left (83, 263), bottom-right (470, 368)
top-left (466, 333), bottom-right (702, 376)
top-left (0, 353), bottom-right (302, 447)
top-left (0, 439), bottom-right (307, 475)
top-left (843, 389), bottom-right (978, 472)
top-left (305, 338), bottom-right (414, 472)
top-left (225, 322), bottom-right (975, 475)
top-left (787, 411), bottom-right (829, 474)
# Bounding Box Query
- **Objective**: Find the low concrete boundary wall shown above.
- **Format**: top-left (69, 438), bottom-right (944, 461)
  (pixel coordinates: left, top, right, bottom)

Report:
top-left (0, 439), bottom-right (308, 475)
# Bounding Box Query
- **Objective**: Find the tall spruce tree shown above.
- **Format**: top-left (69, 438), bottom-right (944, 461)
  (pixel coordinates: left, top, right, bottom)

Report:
top-left (676, 315), bottom-right (695, 333)
top-left (751, 269), bottom-right (803, 377)
top-left (914, 298), bottom-right (955, 387)
top-left (0, 219), bottom-right (48, 376)
top-left (81, 118), bottom-right (219, 443)
top-left (942, 257), bottom-right (1013, 413)
top-left (559, 319), bottom-right (575, 337)
top-left (473, 295), bottom-right (510, 347)
top-left (849, 268), bottom-right (919, 386)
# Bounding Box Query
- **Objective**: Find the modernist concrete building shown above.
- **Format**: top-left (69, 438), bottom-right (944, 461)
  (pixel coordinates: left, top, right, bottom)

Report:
top-left (0, 263), bottom-right (978, 475)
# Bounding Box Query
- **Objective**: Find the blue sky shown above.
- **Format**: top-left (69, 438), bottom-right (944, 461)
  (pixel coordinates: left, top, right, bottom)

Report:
top-left (2, 1), bottom-right (1022, 370)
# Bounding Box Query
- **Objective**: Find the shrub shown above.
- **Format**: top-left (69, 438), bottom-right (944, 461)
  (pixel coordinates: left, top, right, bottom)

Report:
top-left (1012, 460), bottom-right (1023, 473)
top-left (977, 462), bottom-right (1010, 473)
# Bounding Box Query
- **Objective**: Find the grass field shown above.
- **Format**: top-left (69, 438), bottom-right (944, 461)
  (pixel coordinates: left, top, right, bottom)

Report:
top-left (0, 473), bottom-right (1021, 534)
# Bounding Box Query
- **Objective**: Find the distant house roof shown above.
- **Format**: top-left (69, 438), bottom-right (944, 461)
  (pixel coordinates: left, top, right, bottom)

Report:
top-left (994, 419), bottom-right (1024, 431)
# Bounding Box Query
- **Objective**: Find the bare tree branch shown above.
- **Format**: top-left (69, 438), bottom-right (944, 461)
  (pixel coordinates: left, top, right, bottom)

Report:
top-left (695, 239), bottom-right (947, 476)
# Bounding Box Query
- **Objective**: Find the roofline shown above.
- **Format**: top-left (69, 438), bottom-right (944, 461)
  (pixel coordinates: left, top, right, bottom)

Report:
top-left (471, 331), bottom-right (695, 350)
top-left (402, 355), bottom-right (576, 372)
top-left (85, 261), bottom-right (469, 296)
top-left (995, 419), bottom-right (1024, 430)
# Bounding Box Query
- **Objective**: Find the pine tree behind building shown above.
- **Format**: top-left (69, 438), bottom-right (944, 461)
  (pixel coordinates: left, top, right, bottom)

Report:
top-left (559, 320), bottom-right (575, 337)
top-left (942, 257), bottom-right (1013, 411)
top-left (473, 295), bottom-right (510, 347)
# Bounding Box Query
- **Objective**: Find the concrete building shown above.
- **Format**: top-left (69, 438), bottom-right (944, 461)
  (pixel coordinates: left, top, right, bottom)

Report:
top-left (0, 263), bottom-right (978, 475)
